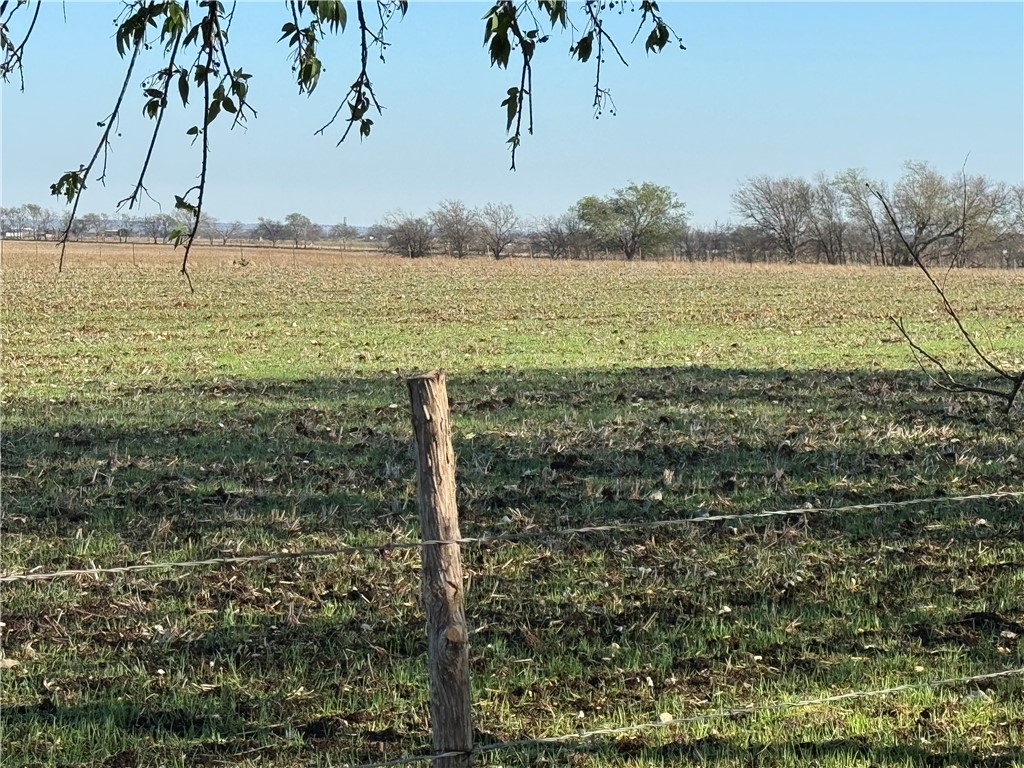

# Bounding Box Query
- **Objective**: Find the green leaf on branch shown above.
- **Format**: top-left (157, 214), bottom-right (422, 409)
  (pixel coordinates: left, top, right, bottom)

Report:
top-left (168, 225), bottom-right (189, 248)
top-left (483, 6), bottom-right (499, 43)
top-left (310, 0), bottom-right (347, 32)
top-left (483, 3), bottom-right (515, 67)
top-left (206, 98), bottom-right (221, 125)
top-left (183, 22), bottom-right (200, 48)
top-left (50, 170), bottom-right (85, 203)
top-left (501, 87), bottom-right (519, 132)
top-left (645, 21), bottom-right (670, 54)
top-left (538, 0), bottom-right (567, 28)
top-left (115, 4), bottom-right (157, 57)
top-left (489, 32), bottom-right (511, 68)
top-left (174, 195), bottom-right (197, 215)
top-left (161, 1), bottom-right (188, 42)
top-left (298, 57), bottom-right (322, 92)
top-left (178, 72), bottom-right (190, 106)
top-left (571, 32), bottom-right (593, 62)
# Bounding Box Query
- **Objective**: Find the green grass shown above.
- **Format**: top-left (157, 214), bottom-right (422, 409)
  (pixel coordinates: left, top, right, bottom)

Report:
top-left (1, 255), bottom-right (1023, 767)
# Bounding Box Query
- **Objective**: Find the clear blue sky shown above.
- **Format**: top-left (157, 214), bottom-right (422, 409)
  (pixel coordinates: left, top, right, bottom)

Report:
top-left (2, 2), bottom-right (1022, 227)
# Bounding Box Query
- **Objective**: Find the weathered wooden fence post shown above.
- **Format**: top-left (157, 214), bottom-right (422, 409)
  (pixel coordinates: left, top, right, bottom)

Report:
top-left (408, 371), bottom-right (473, 767)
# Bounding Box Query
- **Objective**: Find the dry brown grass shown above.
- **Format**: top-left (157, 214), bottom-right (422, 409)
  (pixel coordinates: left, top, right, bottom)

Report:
top-left (0, 239), bottom-right (383, 268)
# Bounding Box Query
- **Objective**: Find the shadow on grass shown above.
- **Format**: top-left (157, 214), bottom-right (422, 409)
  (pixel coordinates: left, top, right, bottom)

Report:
top-left (503, 734), bottom-right (1022, 768)
top-left (2, 366), bottom-right (1021, 766)
top-left (4, 691), bottom-right (1022, 767)
top-left (2, 364), bottom-right (1019, 581)
top-left (2, 365), bottom-right (1017, 537)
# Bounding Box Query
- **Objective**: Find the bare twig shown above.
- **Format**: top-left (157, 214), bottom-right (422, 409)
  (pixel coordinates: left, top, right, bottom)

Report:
top-left (118, 35), bottom-right (183, 211)
top-left (178, 3), bottom-right (222, 291)
top-left (891, 317), bottom-right (1017, 402)
top-left (317, 0), bottom-right (388, 143)
top-left (583, 0), bottom-right (621, 116)
top-left (52, 40), bottom-right (143, 271)
top-left (870, 182), bottom-right (1022, 412)
top-left (0, 0), bottom-right (41, 89)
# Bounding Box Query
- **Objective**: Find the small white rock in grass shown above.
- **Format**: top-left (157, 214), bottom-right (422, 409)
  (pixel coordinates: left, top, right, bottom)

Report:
top-left (964, 688), bottom-right (992, 702)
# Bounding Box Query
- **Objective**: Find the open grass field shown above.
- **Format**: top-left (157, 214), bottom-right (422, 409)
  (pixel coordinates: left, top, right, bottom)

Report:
top-left (2, 241), bottom-right (1023, 767)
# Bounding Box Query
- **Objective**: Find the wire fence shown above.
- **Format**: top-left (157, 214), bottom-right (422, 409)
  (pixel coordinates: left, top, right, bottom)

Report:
top-left (345, 666), bottom-right (1024, 768)
top-left (2, 490), bottom-right (1020, 584)
top-left (4, 488), bottom-right (1022, 767)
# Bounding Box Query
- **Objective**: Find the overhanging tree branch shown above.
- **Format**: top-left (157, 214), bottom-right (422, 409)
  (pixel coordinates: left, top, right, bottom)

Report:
top-left (50, 35), bottom-right (143, 271)
top-left (30, 1), bottom-right (683, 281)
top-left (0, 0), bottom-right (40, 89)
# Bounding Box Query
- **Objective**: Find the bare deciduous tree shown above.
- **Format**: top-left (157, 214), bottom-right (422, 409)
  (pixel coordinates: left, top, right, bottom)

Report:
top-left (529, 210), bottom-right (595, 260)
top-left (809, 173), bottom-right (847, 265)
top-left (115, 212), bottom-right (134, 242)
top-left (79, 212), bottom-right (109, 240)
top-left (57, 210), bottom-right (90, 241)
top-left (23, 203), bottom-right (56, 240)
top-left (254, 217), bottom-right (288, 247)
top-left (882, 162), bottom-right (1013, 268)
top-left (730, 224), bottom-right (776, 264)
top-left (836, 169), bottom-right (894, 266)
top-left (379, 211), bottom-right (434, 258)
top-left (219, 220), bottom-right (246, 245)
top-left (0, 207), bottom-right (18, 237)
top-left (430, 200), bottom-right (480, 259)
top-left (732, 175), bottom-right (813, 262)
top-left (285, 212), bottom-right (320, 248)
top-left (889, 161), bottom-right (963, 266)
top-left (137, 213), bottom-right (175, 243)
top-left (680, 221), bottom-right (733, 262)
top-left (477, 202), bottom-right (519, 260)
top-left (1007, 184), bottom-right (1024, 268)
top-left (198, 213), bottom-right (220, 245)
top-left (328, 222), bottom-right (358, 248)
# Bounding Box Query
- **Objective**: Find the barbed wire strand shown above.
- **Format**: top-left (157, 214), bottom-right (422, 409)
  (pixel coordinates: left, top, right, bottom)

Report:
top-left (344, 666), bottom-right (1024, 768)
top-left (2, 490), bottom-right (1020, 584)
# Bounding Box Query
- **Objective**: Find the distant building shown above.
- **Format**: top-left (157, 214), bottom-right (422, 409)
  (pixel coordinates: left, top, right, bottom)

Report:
top-left (2, 228), bottom-right (36, 240)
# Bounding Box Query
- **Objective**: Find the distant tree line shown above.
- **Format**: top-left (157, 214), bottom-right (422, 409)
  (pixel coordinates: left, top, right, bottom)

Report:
top-left (726, 164), bottom-right (1024, 269)
top-left (371, 168), bottom-right (1023, 268)
top-left (5, 163), bottom-right (1022, 267)
top-left (373, 183), bottom-right (689, 261)
top-left (0, 206), bottom-right (357, 250)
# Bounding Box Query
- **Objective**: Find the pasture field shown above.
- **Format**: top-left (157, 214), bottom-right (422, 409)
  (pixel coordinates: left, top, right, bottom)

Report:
top-left (2, 242), bottom-right (1023, 767)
